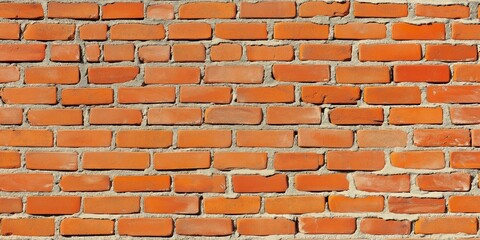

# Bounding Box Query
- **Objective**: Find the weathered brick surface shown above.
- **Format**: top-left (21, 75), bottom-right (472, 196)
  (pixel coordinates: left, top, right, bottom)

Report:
top-left (0, 0), bottom-right (478, 238)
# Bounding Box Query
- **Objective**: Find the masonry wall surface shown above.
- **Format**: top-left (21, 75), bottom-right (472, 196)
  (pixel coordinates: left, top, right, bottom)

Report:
top-left (0, 0), bottom-right (479, 238)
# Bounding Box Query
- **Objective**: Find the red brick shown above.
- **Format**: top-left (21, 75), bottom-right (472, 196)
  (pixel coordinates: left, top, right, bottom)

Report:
top-left (329, 108), bottom-right (383, 125)
top-left (389, 197), bottom-right (446, 213)
top-left (426, 44), bottom-right (477, 62)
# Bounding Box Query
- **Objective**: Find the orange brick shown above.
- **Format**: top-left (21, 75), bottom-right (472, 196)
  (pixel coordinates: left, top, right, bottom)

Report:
top-left (329, 195), bottom-right (384, 212)
top-left (61, 88), bottom-right (113, 105)
top-left (329, 108), bottom-right (383, 125)
top-left (148, 107), bottom-right (202, 125)
top-left (145, 66), bottom-right (200, 84)
top-left (204, 196), bottom-right (261, 214)
top-left (27, 109), bottom-right (83, 126)
top-left (233, 174), bottom-right (288, 193)
top-left (48, 2), bottom-right (98, 19)
top-left (138, 45), bottom-right (170, 62)
top-left (173, 44), bottom-right (205, 62)
top-left (57, 130), bottom-right (112, 147)
top-left (389, 107), bottom-right (443, 125)
top-left (216, 23), bottom-right (267, 40)
top-left (179, 2), bottom-right (236, 19)
top-left (60, 218), bottom-right (114, 236)
top-left (357, 129), bottom-right (407, 148)
top-left (205, 106), bottom-right (262, 125)
top-left (246, 45), bottom-right (294, 61)
top-left (25, 152), bottom-right (78, 171)
top-left (147, 4), bottom-right (174, 19)
top-left (110, 24), bottom-right (165, 40)
top-left (299, 217), bottom-right (356, 234)
top-left (237, 218), bottom-right (295, 236)
top-left (169, 23), bottom-right (211, 40)
top-left (26, 196), bottom-right (80, 215)
top-left (265, 196), bottom-right (325, 214)
top-left (391, 151), bottom-right (445, 169)
top-left (414, 217), bottom-right (478, 234)
top-left (302, 86), bottom-right (360, 104)
top-left (0, 44), bottom-right (45, 62)
top-left (118, 87), bottom-right (175, 104)
top-left (0, 151), bottom-right (21, 169)
top-left (83, 152), bottom-right (150, 170)
top-left (392, 23), bottom-right (445, 40)
top-left (118, 218), bottom-right (173, 237)
top-left (1, 87), bottom-right (57, 104)
top-left (144, 196), bottom-right (200, 214)
top-left (417, 173), bottom-right (471, 191)
top-left (211, 44), bottom-right (242, 61)
top-left (240, 2), bottom-right (296, 18)
top-left (205, 65), bottom-right (264, 84)
top-left (213, 152), bottom-right (268, 170)
top-left (60, 175), bottom-right (110, 192)
top-left (0, 3), bottom-right (43, 19)
top-left (354, 2), bottom-right (408, 18)
top-left (298, 129), bottom-right (354, 148)
top-left (274, 22), bottom-right (328, 40)
top-left (416, 4), bottom-right (469, 19)
top-left (24, 23), bottom-right (75, 41)
top-left (174, 175), bottom-right (226, 193)
top-left (335, 23), bottom-right (386, 39)
top-left (389, 197), bottom-right (446, 213)
top-left (0, 23), bottom-right (20, 40)
top-left (88, 66), bottom-right (139, 84)
top-left (360, 218), bottom-right (411, 235)
top-left (1, 218), bottom-right (54, 236)
top-left (102, 2), bottom-right (144, 19)
top-left (116, 130), bottom-right (172, 148)
top-left (354, 174), bottom-right (410, 192)
top-left (50, 44), bottom-right (80, 62)
top-left (180, 86), bottom-right (231, 104)
top-left (0, 197), bottom-right (22, 213)
top-left (274, 152), bottom-right (323, 171)
top-left (300, 44), bottom-right (351, 61)
top-left (267, 106), bottom-right (321, 125)
top-left (237, 130), bottom-right (294, 148)
top-left (84, 196), bottom-right (140, 214)
top-left (426, 44), bottom-right (477, 62)
top-left (364, 86), bottom-right (421, 105)
top-left (452, 23), bottom-right (480, 40)
top-left (394, 65), bottom-right (450, 83)
top-left (154, 152), bottom-right (210, 170)
top-left (25, 66), bottom-right (79, 84)
top-left (114, 175), bottom-right (170, 192)
top-left (0, 66), bottom-right (20, 83)
top-left (237, 85), bottom-right (294, 103)
top-left (176, 218), bottom-right (233, 236)
top-left (295, 174), bottom-right (349, 192)
top-left (0, 129), bottom-right (53, 147)
top-left (0, 173), bottom-right (53, 192)
top-left (79, 24), bottom-right (107, 40)
top-left (299, 1), bottom-right (349, 17)
top-left (413, 129), bottom-right (470, 147)
top-left (177, 130), bottom-right (231, 148)
top-left (359, 44), bottom-right (422, 61)
top-left (327, 151), bottom-right (385, 171)
top-left (90, 108), bottom-right (142, 125)
top-left (0, 108), bottom-right (22, 125)
top-left (103, 44), bottom-right (134, 62)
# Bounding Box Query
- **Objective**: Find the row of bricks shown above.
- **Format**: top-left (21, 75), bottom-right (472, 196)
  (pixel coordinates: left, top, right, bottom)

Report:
top-left (0, 172), bottom-right (478, 192)
top-left (1, 216), bottom-right (479, 237)
top-left (2, 150), bottom-right (480, 170)
top-left (0, 1), bottom-right (478, 20)
top-left (5, 64), bottom-right (480, 84)
top-left (2, 106), bottom-right (480, 126)
top-left (5, 43), bottom-right (480, 63)
top-left (4, 22), bottom-right (480, 41)
top-left (5, 85), bottom-right (480, 105)
top-left (1, 128), bottom-right (480, 148)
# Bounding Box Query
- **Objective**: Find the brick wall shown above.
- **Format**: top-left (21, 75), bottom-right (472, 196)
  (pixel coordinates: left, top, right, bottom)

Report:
top-left (0, 0), bottom-right (479, 238)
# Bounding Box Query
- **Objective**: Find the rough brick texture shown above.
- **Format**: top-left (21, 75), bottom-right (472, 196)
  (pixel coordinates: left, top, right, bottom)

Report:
top-left (0, 0), bottom-right (479, 238)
